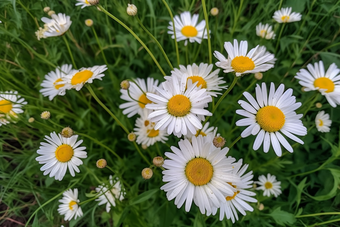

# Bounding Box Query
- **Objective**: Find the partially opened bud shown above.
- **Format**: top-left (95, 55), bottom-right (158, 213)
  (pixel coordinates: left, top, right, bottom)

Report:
top-left (210, 7), bottom-right (219, 16)
top-left (96, 159), bottom-right (107, 168)
top-left (128, 132), bottom-right (136, 142)
top-left (142, 168), bottom-right (153, 179)
top-left (127, 4), bottom-right (137, 16)
top-left (213, 136), bottom-right (226, 148)
top-left (153, 156), bottom-right (164, 167)
top-left (41, 111), bottom-right (51, 120)
top-left (120, 80), bottom-right (130, 90)
top-left (61, 127), bottom-right (74, 138)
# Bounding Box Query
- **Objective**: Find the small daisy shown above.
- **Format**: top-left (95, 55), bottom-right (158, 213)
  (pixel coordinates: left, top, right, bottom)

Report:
top-left (168, 11), bottom-right (209, 46)
top-left (146, 78), bottom-right (212, 137)
top-left (295, 61), bottom-right (340, 107)
top-left (40, 64), bottom-right (73, 100)
top-left (213, 159), bottom-right (257, 223)
top-left (161, 136), bottom-right (240, 215)
top-left (315, 111), bottom-right (331, 133)
top-left (96, 176), bottom-right (125, 213)
top-left (166, 63), bottom-right (227, 97)
top-left (120, 78), bottom-right (159, 118)
top-left (236, 82), bottom-right (307, 156)
top-left (41, 13), bottom-right (72, 37)
top-left (214, 40), bottom-right (276, 76)
top-left (75, 0), bottom-right (91, 8)
top-left (134, 109), bottom-right (168, 147)
top-left (61, 65), bottom-right (107, 91)
top-left (185, 121), bottom-right (217, 140)
top-left (0, 91), bottom-right (27, 126)
top-left (58, 188), bottom-right (83, 221)
top-left (36, 132), bottom-right (87, 181)
top-left (256, 173), bottom-right (281, 197)
top-left (256, 23), bottom-right (275, 39)
top-left (273, 7), bottom-right (302, 23)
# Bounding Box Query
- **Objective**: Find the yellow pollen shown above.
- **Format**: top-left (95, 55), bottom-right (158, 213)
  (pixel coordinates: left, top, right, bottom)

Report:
top-left (231, 56), bottom-right (255, 73)
top-left (144, 120), bottom-right (150, 127)
top-left (265, 182), bottom-right (273, 189)
top-left (0, 100), bottom-right (13, 114)
top-left (138, 94), bottom-right (152, 108)
top-left (181, 25), bottom-right (198, 37)
top-left (319, 119), bottom-right (324, 126)
top-left (69, 201), bottom-right (77, 210)
top-left (71, 70), bottom-right (94, 85)
top-left (281, 15), bottom-right (290, 22)
top-left (185, 158), bottom-right (213, 186)
top-left (147, 128), bottom-right (159, 137)
top-left (314, 77), bottom-right (335, 93)
top-left (256, 106), bottom-right (285, 132)
top-left (55, 144), bottom-right (74, 162)
top-left (187, 76), bottom-right (207, 89)
top-left (195, 130), bottom-right (207, 137)
top-left (167, 95), bottom-right (191, 117)
top-left (54, 78), bottom-right (64, 90)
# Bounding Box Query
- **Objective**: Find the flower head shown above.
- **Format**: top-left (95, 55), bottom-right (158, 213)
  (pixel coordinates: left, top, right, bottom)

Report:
top-left (0, 91), bottom-right (27, 126)
top-left (75, 0), bottom-right (92, 8)
top-left (273, 7), bottom-right (301, 23)
top-left (256, 173), bottom-right (281, 197)
top-left (256, 23), bottom-right (275, 39)
top-left (315, 111), bottom-right (331, 133)
top-left (58, 188), bottom-right (83, 221)
top-left (96, 176), bottom-right (124, 212)
top-left (127, 4), bottom-right (137, 16)
top-left (41, 13), bottom-right (72, 37)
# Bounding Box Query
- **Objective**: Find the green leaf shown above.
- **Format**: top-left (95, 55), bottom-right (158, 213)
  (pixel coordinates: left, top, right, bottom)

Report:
top-left (268, 207), bottom-right (296, 226)
top-left (310, 168), bottom-right (340, 201)
top-left (129, 188), bottom-right (158, 205)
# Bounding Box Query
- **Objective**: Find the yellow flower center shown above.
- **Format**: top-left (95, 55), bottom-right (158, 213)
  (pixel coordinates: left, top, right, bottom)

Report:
top-left (55, 144), bottom-right (74, 162)
top-left (319, 119), bottom-right (324, 126)
top-left (256, 106), bottom-right (285, 132)
top-left (144, 120), bottom-right (150, 127)
top-left (265, 182), bottom-right (273, 189)
top-left (181, 25), bottom-right (198, 37)
top-left (281, 15), bottom-right (290, 22)
top-left (187, 76), bottom-right (207, 89)
top-left (147, 128), bottom-right (160, 137)
top-left (260, 29), bottom-right (266, 37)
top-left (231, 56), bottom-right (255, 73)
top-left (71, 70), bottom-right (94, 85)
top-left (85, 0), bottom-right (89, 4)
top-left (195, 130), bottom-right (207, 137)
top-left (69, 201), bottom-right (77, 210)
top-left (54, 78), bottom-right (65, 90)
top-left (167, 95), bottom-right (191, 117)
top-left (0, 100), bottom-right (13, 114)
top-left (314, 77), bottom-right (335, 93)
top-left (185, 158), bottom-right (213, 186)
top-left (138, 94), bottom-right (152, 108)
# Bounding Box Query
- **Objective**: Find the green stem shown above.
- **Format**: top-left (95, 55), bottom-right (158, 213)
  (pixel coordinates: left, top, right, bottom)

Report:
top-left (229, 135), bottom-right (241, 149)
top-left (231, 0), bottom-right (244, 37)
top-left (87, 85), bottom-right (129, 134)
top-left (303, 93), bottom-right (319, 116)
top-left (63, 35), bottom-right (77, 69)
top-left (308, 218), bottom-right (340, 227)
top-left (275, 24), bottom-right (285, 53)
top-left (296, 212), bottom-right (340, 218)
top-left (98, 5), bottom-right (166, 76)
top-left (17, 0), bottom-right (39, 28)
top-left (133, 141), bottom-right (151, 165)
top-left (296, 0), bottom-right (317, 36)
top-left (201, 0), bottom-right (212, 64)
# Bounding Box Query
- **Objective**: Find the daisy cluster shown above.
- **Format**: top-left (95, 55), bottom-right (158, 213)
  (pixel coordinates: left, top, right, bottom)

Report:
top-left (0, 91), bottom-right (27, 126)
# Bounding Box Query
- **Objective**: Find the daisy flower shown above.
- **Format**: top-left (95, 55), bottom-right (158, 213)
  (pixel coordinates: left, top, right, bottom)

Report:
top-left (75, 0), bottom-right (91, 8)
top-left (295, 61), bottom-right (340, 107)
top-left (41, 13), bottom-right (72, 37)
top-left (40, 64), bottom-right (73, 100)
top-left (166, 63), bottom-right (227, 97)
top-left (60, 65), bottom-right (107, 91)
top-left (236, 82), bottom-right (307, 156)
top-left (161, 136), bottom-right (240, 215)
top-left (214, 40), bottom-right (276, 76)
top-left (145, 78), bottom-right (212, 137)
top-left (0, 91), bottom-right (27, 126)
top-left (213, 159), bottom-right (257, 223)
top-left (134, 109), bottom-right (168, 147)
top-left (58, 188), bottom-right (83, 221)
top-left (185, 121), bottom-right (217, 140)
top-left (120, 77), bottom-right (159, 118)
top-left (273, 7), bottom-right (302, 23)
top-left (256, 23), bottom-right (275, 39)
top-left (96, 176), bottom-right (125, 213)
top-left (168, 11), bottom-right (209, 46)
top-left (315, 111), bottom-right (331, 133)
top-left (256, 173), bottom-right (282, 197)
top-left (36, 132), bottom-right (87, 181)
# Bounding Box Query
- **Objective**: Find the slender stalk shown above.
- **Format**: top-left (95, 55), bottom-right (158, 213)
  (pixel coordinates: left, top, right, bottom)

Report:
top-left (296, 0), bottom-right (317, 35)
top-left (133, 140), bottom-right (151, 165)
top-left (307, 218), bottom-right (340, 227)
top-left (63, 35), bottom-right (77, 69)
top-left (231, 0), bottom-right (244, 37)
top-left (296, 212), bottom-right (340, 218)
top-left (201, 0), bottom-right (212, 64)
top-left (97, 5), bottom-right (166, 76)
top-left (275, 24), bottom-right (285, 53)
top-left (303, 93), bottom-right (319, 116)
top-left (229, 136), bottom-right (241, 149)
top-left (17, 0), bottom-right (39, 28)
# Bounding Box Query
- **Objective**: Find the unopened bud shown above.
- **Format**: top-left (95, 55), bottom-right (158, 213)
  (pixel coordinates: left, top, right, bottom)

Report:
top-left (120, 80), bottom-right (130, 90)
top-left (301, 87), bottom-right (306, 92)
top-left (43, 7), bottom-right (50, 13)
top-left (40, 111), bottom-right (50, 120)
top-left (47, 10), bottom-right (55, 17)
top-left (128, 132), bottom-right (136, 142)
top-left (96, 159), bottom-right (107, 168)
top-left (153, 156), bottom-right (164, 167)
top-left (127, 4), bottom-right (137, 16)
top-left (315, 102), bottom-right (322, 108)
top-left (210, 7), bottom-right (219, 16)
top-left (254, 72), bottom-right (263, 80)
top-left (61, 127), bottom-right (74, 138)
top-left (28, 117), bottom-right (35, 123)
top-left (258, 203), bottom-right (264, 211)
top-left (88, 0), bottom-right (99, 5)
top-left (85, 19), bottom-right (93, 27)
top-left (213, 136), bottom-right (226, 148)
top-left (253, 183), bottom-right (257, 189)
top-left (142, 144), bottom-right (148, 150)
top-left (142, 168), bottom-right (153, 179)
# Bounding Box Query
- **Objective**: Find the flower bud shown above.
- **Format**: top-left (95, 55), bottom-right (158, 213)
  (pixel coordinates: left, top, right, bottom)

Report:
top-left (120, 80), bottom-right (130, 90)
top-left (210, 7), bottom-right (219, 16)
top-left (96, 159), bottom-right (107, 168)
top-left (28, 117), bottom-right (35, 123)
top-left (47, 10), bottom-right (55, 17)
top-left (258, 203), bottom-right (264, 211)
top-left (153, 156), bottom-right (164, 167)
top-left (43, 7), bottom-right (50, 13)
top-left (40, 111), bottom-right (50, 120)
top-left (254, 72), bottom-right (263, 80)
top-left (142, 168), bottom-right (153, 179)
top-left (213, 136), bottom-right (226, 148)
top-left (142, 144), bottom-right (148, 150)
top-left (85, 19), bottom-right (93, 27)
top-left (127, 4), bottom-right (137, 16)
top-left (61, 127), bottom-right (74, 138)
top-left (315, 102), bottom-right (322, 108)
top-left (128, 132), bottom-right (136, 142)
top-left (88, 0), bottom-right (99, 5)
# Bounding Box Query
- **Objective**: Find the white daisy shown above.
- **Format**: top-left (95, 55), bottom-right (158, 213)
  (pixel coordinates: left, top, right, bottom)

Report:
top-left (273, 7), bottom-right (302, 23)
top-left (166, 63), bottom-right (227, 97)
top-left (134, 109), bottom-right (168, 147)
top-left (58, 188), bottom-right (83, 221)
top-left (41, 13), bottom-right (72, 37)
top-left (256, 23), bottom-right (275, 39)
top-left (213, 159), bottom-right (257, 223)
top-left (256, 173), bottom-right (282, 197)
top-left (236, 82), bottom-right (307, 156)
top-left (145, 78), bottom-right (212, 137)
top-left (168, 11), bottom-right (209, 46)
top-left (315, 111), bottom-right (331, 133)
top-left (120, 77), bottom-right (159, 118)
top-left (161, 136), bottom-right (240, 215)
top-left (36, 132), bottom-right (87, 181)
top-left (60, 65), bottom-right (107, 91)
top-left (185, 121), bottom-right (217, 140)
top-left (75, 0), bottom-right (91, 8)
top-left (295, 61), bottom-right (340, 107)
top-left (214, 40), bottom-right (276, 76)
top-left (96, 175), bottom-right (125, 213)
top-left (40, 64), bottom-right (73, 100)
top-left (0, 91), bottom-right (27, 126)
